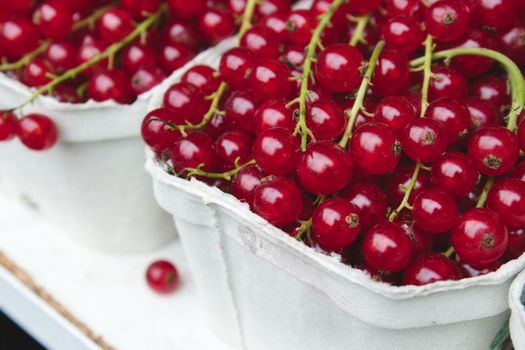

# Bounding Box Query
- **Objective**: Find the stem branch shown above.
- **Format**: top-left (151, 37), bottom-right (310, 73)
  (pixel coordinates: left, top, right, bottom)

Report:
top-left (388, 163), bottom-right (421, 221)
top-left (349, 15), bottom-right (370, 47)
top-left (476, 177), bottom-right (495, 208)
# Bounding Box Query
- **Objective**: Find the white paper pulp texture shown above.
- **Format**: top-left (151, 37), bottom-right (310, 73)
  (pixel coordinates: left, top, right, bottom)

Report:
top-left (510, 268), bottom-right (525, 349)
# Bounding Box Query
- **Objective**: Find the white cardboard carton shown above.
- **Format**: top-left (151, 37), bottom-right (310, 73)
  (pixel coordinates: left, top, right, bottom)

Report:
top-left (510, 268), bottom-right (525, 349)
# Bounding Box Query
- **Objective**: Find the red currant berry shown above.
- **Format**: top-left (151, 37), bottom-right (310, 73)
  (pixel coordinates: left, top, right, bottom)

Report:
top-left (452, 208), bottom-right (508, 265)
top-left (171, 132), bottom-right (218, 173)
top-left (413, 188), bottom-right (458, 234)
top-left (429, 66), bottom-right (468, 102)
top-left (403, 253), bottom-right (461, 286)
top-left (400, 118), bottom-right (448, 163)
top-left (342, 182), bottom-right (389, 231)
top-left (506, 227), bottom-right (525, 259)
top-left (163, 82), bottom-right (208, 125)
top-left (510, 160), bottom-right (525, 182)
top-left (372, 50), bottom-right (410, 96)
top-left (121, 43), bottom-right (157, 73)
top-left (467, 126), bottom-right (519, 176)
top-left (21, 58), bottom-right (54, 87)
top-left (347, 0), bottom-right (382, 15)
top-left (315, 43), bottom-right (363, 93)
top-left (386, 165), bottom-right (432, 207)
top-left (306, 98), bottom-right (346, 141)
top-left (351, 122), bottom-right (402, 175)
top-left (283, 44), bottom-right (306, 68)
top-left (256, 0), bottom-right (291, 18)
top-left (158, 42), bottom-right (193, 72)
top-left (253, 127), bottom-right (299, 176)
top-left (459, 259), bottom-right (503, 278)
top-left (97, 8), bottom-right (134, 44)
top-left (362, 221), bottom-right (413, 273)
top-left (215, 130), bottom-right (253, 169)
top-left (163, 20), bottom-right (199, 48)
top-left (465, 98), bottom-right (500, 130)
top-left (181, 65), bottom-right (220, 96)
top-left (425, 0), bottom-right (469, 41)
top-left (88, 69), bottom-right (135, 104)
top-left (219, 47), bottom-right (256, 90)
top-left (121, 0), bottom-right (161, 18)
top-left (249, 59), bottom-right (292, 101)
top-left (374, 96), bottom-right (415, 131)
top-left (45, 41), bottom-right (76, 71)
top-left (499, 24), bottom-right (525, 66)
top-left (473, 0), bottom-right (518, 31)
top-left (0, 112), bottom-right (17, 141)
top-left (131, 67), bottom-right (166, 95)
top-left (17, 114), bottom-right (58, 151)
top-left (224, 90), bottom-right (260, 132)
top-left (286, 10), bottom-right (316, 45)
top-left (168, 0), bottom-right (206, 19)
top-left (141, 108), bottom-right (180, 155)
top-left (449, 29), bottom-right (497, 76)
top-left (394, 211), bottom-right (433, 255)
top-left (487, 178), bottom-right (525, 230)
top-left (240, 25), bottom-right (280, 59)
top-left (252, 176), bottom-right (303, 227)
top-left (470, 76), bottom-right (510, 111)
top-left (231, 165), bottom-right (264, 205)
top-left (146, 260), bottom-right (179, 294)
top-left (259, 12), bottom-right (289, 40)
top-left (385, 0), bottom-right (423, 18)
top-left (297, 142), bottom-right (353, 195)
top-left (198, 8), bottom-right (235, 44)
top-left (425, 98), bottom-right (470, 144)
top-left (382, 15), bottom-right (423, 54)
top-left (0, 19), bottom-right (40, 58)
top-left (76, 41), bottom-right (108, 77)
top-left (253, 99), bottom-right (294, 134)
top-left (312, 198), bottom-right (361, 251)
top-left (33, 1), bottom-right (73, 40)
top-left (431, 152), bottom-right (478, 198)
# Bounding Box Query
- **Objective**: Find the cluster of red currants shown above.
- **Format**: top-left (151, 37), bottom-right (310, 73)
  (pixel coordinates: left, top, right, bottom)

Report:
top-left (142, 0), bottom-right (525, 287)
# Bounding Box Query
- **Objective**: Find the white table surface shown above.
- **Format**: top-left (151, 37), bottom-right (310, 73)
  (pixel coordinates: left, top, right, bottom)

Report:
top-left (0, 195), bottom-right (234, 350)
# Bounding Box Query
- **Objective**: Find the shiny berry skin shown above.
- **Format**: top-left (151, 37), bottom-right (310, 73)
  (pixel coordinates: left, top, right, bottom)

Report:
top-left (467, 126), bottom-right (519, 176)
top-left (163, 82), bottom-right (207, 125)
top-left (131, 66), bottom-right (166, 94)
top-left (45, 41), bottom-right (76, 71)
top-left (373, 97), bottom-right (415, 131)
top-left (306, 98), bottom-right (346, 141)
top-left (215, 130), bottom-right (253, 169)
top-left (342, 182), bottom-right (388, 231)
top-left (249, 59), bottom-right (292, 101)
top-left (394, 212), bottom-right (433, 255)
top-left (312, 198), bottom-right (361, 251)
top-left (171, 132), bottom-right (218, 173)
top-left (158, 42), bottom-right (193, 72)
top-left (347, 0), bottom-right (382, 15)
top-left (286, 10), bottom-right (316, 45)
top-left (362, 221), bottom-right (413, 273)
top-left (76, 41), bottom-right (108, 77)
top-left (506, 227), bottom-right (525, 259)
top-left (351, 122), bottom-right (402, 175)
top-left (470, 76), bottom-right (510, 110)
top-left (181, 65), bottom-right (220, 96)
top-left (452, 208), bottom-right (508, 266)
top-left (240, 26), bottom-right (280, 59)
top-left (429, 66), bottom-right (468, 102)
top-left (17, 114), bottom-right (58, 151)
top-left (256, 0), bottom-right (291, 17)
top-left (260, 12), bottom-right (288, 40)
top-left (33, 1), bottom-right (73, 40)
top-left (253, 99), bottom-right (294, 134)
top-left (431, 152), bottom-right (478, 198)
top-left (231, 165), bottom-right (264, 205)
top-left (413, 188), bottom-right (458, 234)
top-left (22, 58), bottom-right (54, 87)
top-left (385, 0), bottom-right (422, 18)
top-left (510, 160), bottom-right (525, 182)
top-left (219, 48), bottom-right (256, 90)
top-left (146, 260), bottom-right (179, 294)
top-left (168, 0), bottom-right (206, 19)
top-left (121, 43), bottom-right (157, 73)
top-left (459, 260), bottom-right (503, 278)
top-left (450, 29), bottom-right (496, 77)
top-left (386, 165), bottom-right (432, 207)
top-left (283, 44), bottom-right (306, 68)
top-left (425, 98), bottom-right (470, 144)
top-left (473, 0), bottom-right (518, 31)
top-left (372, 50), bottom-right (410, 96)
top-left (50, 83), bottom-right (83, 104)
top-left (0, 19), bottom-right (40, 58)
top-left (519, 120), bottom-right (525, 153)
top-left (141, 108), bottom-right (180, 155)
top-left (400, 118), bottom-right (447, 163)
top-left (297, 142), bottom-right (353, 195)
top-left (382, 16), bottom-right (423, 54)
top-left (315, 43), bottom-right (363, 94)
top-left (403, 254), bottom-right (461, 286)
top-left (224, 90), bottom-right (260, 132)
top-left (97, 8), bottom-right (134, 44)
top-left (0, 112), bottom-right (17, 141)
top-left (253, 127), bottom-right (299, 176)
top-left (252, 176), bottom-right (303, 227)
top-left (487, 178), bottom-right (525, 230)
top-left (425, 0), bottom-right (469, 41)
top-left (122, 0), bottom-right (161, 17)
top-left (499, 24), bottom-right (525, 65)
top-left (88, 70), bottom-right (134, 104)
top-left (163, 20), bottom-right (199, 48)
top-left (198, 8), bottom-right (235, 44)
top-left (465, 98), bottom-right (500, 130)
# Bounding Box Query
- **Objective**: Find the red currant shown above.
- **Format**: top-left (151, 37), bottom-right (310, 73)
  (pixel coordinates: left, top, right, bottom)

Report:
top-left (98, 8), bottom-right (134, 44)
top-left (342, 182), bottom-right (388, 231)
top-left (88, 69), bottom-right (135, 104)
top-left (231, 165), bottom-right (264, 206)
top-left (219, 47), bottom-right (256, 90)
top-left (146, 260), bottom-right (179, 294)
top-left (425, 98), bottom-right (470, 144)
top-left (17, 114), bottom-right (58, 151)
top-left (431, 152), bottom-right (478, 198)
top-left (425, 0), bottom-right (469, 41)
top-left (224, 90), bottom-right (260, 132)
top-left (168, 0), bottom-right (206, 19)
top-left (253, 99), bottom-right (294, 134)
top-left (0, 112), bottom-right (17, 141)
top-left (382, 15), bottom-right (423, 54)
top-left (215, 130), bottom-right (253, 169)
top-left (413, 188), bottom-right (458, 234)
top-left (403, 253), bottom-right (461, 286)
top-left (372, 50), bottom-right (410, 96)
top-left (400, 118), bottom-right (448, 163)
top-left (181, 65), bottom-right (220, 96)
top-left (487, 178), bottom-right (525, 230)
top-left (33, 0), bottom-right (73, 40)
top-left (253, 127), bottom-right (299, 176)
top-left (240, 25), bottom-right (280, 59)
top-left (306, 98), bottom-right (346, 141)
top-left (315, 44), bottom-right (363, 94)
top-left (429, 66), bottom-right (468, 102)
top-left (249, 59), bottom-right (292, 101)
top-left (141, 108), bottom-right (180, 155)
top-left (171, 132), bottom-right (218, 173)
top-left (198, 8), bottom-right (235, 44)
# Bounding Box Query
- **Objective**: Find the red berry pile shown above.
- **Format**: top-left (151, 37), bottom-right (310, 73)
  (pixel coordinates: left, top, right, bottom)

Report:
top-left (148, 0), bottom-right (523, 286)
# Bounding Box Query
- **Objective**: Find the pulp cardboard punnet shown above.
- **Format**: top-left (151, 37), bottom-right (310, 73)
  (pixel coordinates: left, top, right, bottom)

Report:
top-left (0, 44), bottom-right (222, 253)
top-left (145, 41), bottom-right (525, 350)
top-left (510, 268), bottom-right (525, 349)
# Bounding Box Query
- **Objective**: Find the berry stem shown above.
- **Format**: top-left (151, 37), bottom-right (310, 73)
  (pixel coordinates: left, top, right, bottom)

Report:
top-left (349, 15), bottom-right (370, 47)
top-left (420, 35), bottom-right (433, 117)
top-left (184, 159), bottom-right (256, 180)
top-left (72, 3), bottom-right (115, 31)
top-left (410, 47), bottom-right (525, 131)
top-left (476, 176), bottom-right (495, 208)
top-left (15, 6), bottom-right (166, 111)
top-left (174, 82), bottom-right (227, 137)
top-left (388, 162), bottom-right (421, 221)
top-left (294, 219), bottom-right (312, 240)
top-left (443, 246), bottom-right (455, 258)
top-left (238, 0), bottom-right (258, 37)
top-left (338, 40), bottom-right (385, 149)
top-left (293, 0), bottom-right (346, 151)
top-left (0, 40), bottom-right (51, 72)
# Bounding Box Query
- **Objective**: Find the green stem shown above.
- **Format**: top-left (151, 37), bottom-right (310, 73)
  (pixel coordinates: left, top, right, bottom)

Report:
top-left (388, 163), bottom-right (421, 222)
top-left (443, 246), bottom-right (455, 259)
top-left (16, 6), bottom-right (166, 111)
top-left (0, 40), bottom-right (51, 72)
top-left (293, 0), bottom-right (346, 151)
top-left (476, 177), bottom-right (495, 208)
top-left (349, 15), bottom-right (370, 47)
top-left (238, 0), bottom-right (258, 37)
top-left (411, 47), bottom-right (525, 131)
top-left (294, 219), bottom-right (312, 241)
top-left (175, 82), bottom-right (227, 136)
top-left (338, 40), bottom-right (385, 148)
top-left (185, 160), bottom-right (256, 181)
top-left (420, 35), bottom-right (433, 117)
top-left (72, 3), bottom-right (115, 31)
